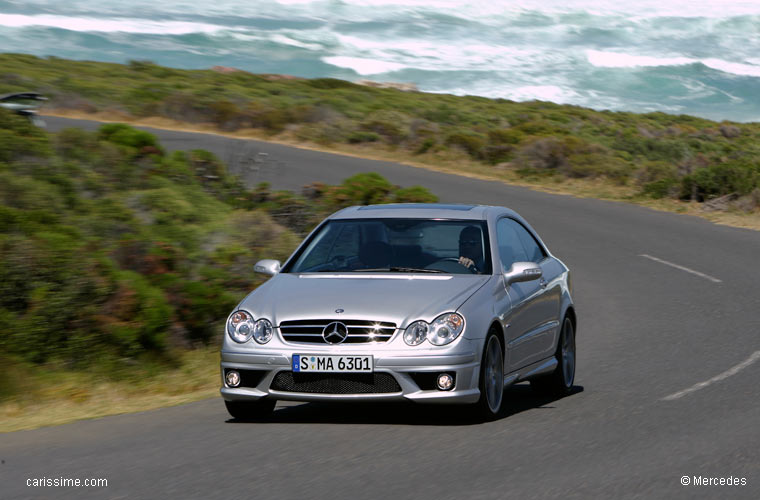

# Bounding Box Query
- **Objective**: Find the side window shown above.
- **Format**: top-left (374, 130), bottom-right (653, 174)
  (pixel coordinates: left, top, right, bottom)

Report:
top-left (512, 221), bottom-right (545, 262)
top-left (496, 219), bottom-right (528, 272)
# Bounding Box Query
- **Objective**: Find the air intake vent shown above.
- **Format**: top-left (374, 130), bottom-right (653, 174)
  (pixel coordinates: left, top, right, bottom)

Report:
top-left (271, 372), bottom-right (401, 394)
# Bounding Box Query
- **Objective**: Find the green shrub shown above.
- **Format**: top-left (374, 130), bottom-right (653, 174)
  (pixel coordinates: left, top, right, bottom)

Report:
top-left (360, 111), bottom-right (410, 145)
top-left (0, 109), bottom-right (51, 162)
top-left (347, 131), bottom-right (380, 144)
top-left (514, 120), bottom-right (567, 136)
top-left (445, 131), bottom-right (486, 159)
top-left (307, 78), bottom-right (359, 89)
top-left (680, 160), bottom-right (760, 201)
top-left (488, 128), bottom-right (524, 145)
top-left (515, 137), bottom-right (568, 170)
top-left (98, 123), bottom-right (164, 156)
top-left (175, 281), bottom-right (236, 343)
top-left (55, 127), bottom-right (100, 162)
top-left (102, 270), bottom-right (171, 356)
top-left (414, 138), bottom-right (436, 155)
top-left (482, 145), bottom-right (514, 164)
top-left (639, 161), bottom-right (680, 199)
top-left (209, 99), bottom-right (243, 130)
top-left (323, 172), bottom-right (395, 208)
top-left (392, 186), bottom-right (439, 203)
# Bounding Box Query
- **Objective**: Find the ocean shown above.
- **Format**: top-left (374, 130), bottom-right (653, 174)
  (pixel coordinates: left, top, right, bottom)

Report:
top-left (1, 0), bottom-right (759, 122)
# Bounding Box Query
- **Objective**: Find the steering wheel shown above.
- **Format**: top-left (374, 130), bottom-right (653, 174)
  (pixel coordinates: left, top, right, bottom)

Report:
top-left (427, 257), bottom-right (477, 274)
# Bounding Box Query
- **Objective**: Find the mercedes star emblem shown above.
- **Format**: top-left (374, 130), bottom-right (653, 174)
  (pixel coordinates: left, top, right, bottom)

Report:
top-left (322, 321), bottom-right (349, 344)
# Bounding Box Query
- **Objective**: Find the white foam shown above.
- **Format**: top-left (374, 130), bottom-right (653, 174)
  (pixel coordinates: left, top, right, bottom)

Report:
top-left (586, 50), bottom-right (760, 78)
top-left (322, 56), bottom-right (407, 75)
top-left (427, 80), bottom-right (580, 104)
top-left (701, 58), bottom-right (760, 78)
top-left (270, 34), bottom-right (324, 51)
top-left (273, 0), bottom-right (760, 19)
top-left (0, 13), bottom-right (228, 35)
top-left (586, 50), bottom-right (695, 69)
top-left (334, 33), bottom-right (549, 72)
top-left (506, 85), bottom-right (580, 103)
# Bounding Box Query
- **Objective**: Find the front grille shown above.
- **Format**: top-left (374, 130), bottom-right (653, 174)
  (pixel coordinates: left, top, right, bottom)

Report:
top-left (270, 372), bottom-right (401, 394)
top-left (279, 319), bottom-right (396, 344)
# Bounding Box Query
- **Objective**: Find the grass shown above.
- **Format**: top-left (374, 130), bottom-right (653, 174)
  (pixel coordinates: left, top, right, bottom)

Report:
top-left (0, 347), bottom-right (220, 433)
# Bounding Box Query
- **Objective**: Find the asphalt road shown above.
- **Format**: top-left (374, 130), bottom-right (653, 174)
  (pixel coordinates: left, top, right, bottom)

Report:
top-left (2, 117), bottom-right (759, 499)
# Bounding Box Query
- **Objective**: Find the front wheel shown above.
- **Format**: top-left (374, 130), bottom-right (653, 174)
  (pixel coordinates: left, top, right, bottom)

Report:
top-left (224, 399), bottom-right (276, 420)
top-left (530, 316), bottom-right (575, 396)
top-left (474, 332), bottom-right (504, 420)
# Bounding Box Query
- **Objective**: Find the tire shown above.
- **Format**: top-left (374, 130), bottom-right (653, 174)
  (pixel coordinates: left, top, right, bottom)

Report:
top-left (530, 316), bottom-right (575, 396)
top-left (474, 332), bottom-right (504, 420)
top-left (224, 399), bottom-right (276, 420)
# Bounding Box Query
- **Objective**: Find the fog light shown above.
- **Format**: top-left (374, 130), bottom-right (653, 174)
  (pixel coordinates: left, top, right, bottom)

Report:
top-left (436, 373), bottom-right (454, 391)
top-left (226, 370), bottom-right (241, 388)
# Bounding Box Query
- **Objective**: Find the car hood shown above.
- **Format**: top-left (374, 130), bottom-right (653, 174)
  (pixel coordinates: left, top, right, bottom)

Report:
top-left (240, 273), bottom-right (492, 328)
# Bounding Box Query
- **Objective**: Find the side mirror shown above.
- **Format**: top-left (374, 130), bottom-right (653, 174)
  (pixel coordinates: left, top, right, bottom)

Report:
top-left (254, 259), bottom-right (281, 276)
top-left (504, 262), bottom-right (542, 285)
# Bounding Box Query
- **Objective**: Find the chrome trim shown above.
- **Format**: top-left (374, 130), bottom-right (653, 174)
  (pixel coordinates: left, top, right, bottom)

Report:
top-left (220, 351), bottom-right (290, 365)
top-left (322, 321), bottom-right (349, 344)
top-left (298, 274), bottom-right (453, 280)
top-left (280, 318), bottom-right (397, 345)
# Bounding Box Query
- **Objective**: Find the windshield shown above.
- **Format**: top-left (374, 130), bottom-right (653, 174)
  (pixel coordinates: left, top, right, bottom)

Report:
top-left (284, 218), bottom-right (492, 275)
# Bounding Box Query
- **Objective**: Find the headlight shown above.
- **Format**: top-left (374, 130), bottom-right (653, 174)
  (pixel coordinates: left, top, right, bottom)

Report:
top-left (253, 319), bottom-right (273, 344)
top-left (404, 320), bottom-right (429, 346)
top-left (403, 313), bottom-right (464, 346)
top-left (227, 310), bottom-right (254, 343)
top-left (428, 313), bottom-right (464, 346)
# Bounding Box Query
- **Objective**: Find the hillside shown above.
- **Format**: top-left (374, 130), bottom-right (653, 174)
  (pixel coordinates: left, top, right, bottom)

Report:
top-left (2, 53), bottom-right (760, 216)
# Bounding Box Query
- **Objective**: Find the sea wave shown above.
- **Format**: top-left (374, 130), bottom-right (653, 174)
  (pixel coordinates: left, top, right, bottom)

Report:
top-left (2, 0), bottom-right (760, 121)
top-left (322, 56), bottom-right (407, 75)
top-left (586, 50), bottom-right (760, 78)
top-left (0, 13), bottom-right (231, 35)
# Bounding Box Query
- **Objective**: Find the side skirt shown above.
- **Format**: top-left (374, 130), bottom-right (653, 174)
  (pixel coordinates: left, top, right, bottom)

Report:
top-left (503, 356), bottom-right (558, 388)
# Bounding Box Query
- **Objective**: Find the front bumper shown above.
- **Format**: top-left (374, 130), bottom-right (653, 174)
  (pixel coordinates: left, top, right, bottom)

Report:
top-left (220, 347), bottom-right (481, 404)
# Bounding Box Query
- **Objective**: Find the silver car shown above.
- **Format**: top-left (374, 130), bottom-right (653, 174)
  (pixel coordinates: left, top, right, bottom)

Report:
top-left (220, 203), bottom-right (576, 419)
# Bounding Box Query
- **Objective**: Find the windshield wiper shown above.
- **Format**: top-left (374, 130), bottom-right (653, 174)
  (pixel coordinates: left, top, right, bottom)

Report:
top-left (353, 266), bottom-right (444, 274)
top-left (390, 266), bottom-right (445, 273)
top-left (331, 267), bottom-right (445, 273)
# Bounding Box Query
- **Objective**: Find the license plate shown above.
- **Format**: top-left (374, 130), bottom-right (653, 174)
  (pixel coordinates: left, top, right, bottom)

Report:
top-left (292, 354), bottom-right (373, 373)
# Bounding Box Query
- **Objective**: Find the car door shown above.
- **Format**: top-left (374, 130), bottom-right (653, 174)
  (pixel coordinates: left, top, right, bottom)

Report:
top-left (497, 218), bottom-right (561, 371)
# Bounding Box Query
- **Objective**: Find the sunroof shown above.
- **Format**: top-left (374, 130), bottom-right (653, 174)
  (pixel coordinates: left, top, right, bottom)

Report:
top-left (357, 203), bottom-right (476, 211)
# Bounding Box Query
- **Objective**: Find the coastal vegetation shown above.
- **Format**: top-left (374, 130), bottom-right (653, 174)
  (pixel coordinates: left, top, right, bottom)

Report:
top-left (2, 53), bottom-right (760, 213)
top-left (0, 110), bottom-right (435, 430)
top-left (3, 50), bottom-right (760, 429)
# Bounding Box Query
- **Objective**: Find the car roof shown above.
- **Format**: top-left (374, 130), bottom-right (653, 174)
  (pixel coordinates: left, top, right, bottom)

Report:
top-left (329, 203), bottom-right (517, 220)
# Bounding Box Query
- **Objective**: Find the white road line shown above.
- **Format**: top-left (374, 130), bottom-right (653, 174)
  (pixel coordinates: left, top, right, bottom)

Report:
top-left (661, 350), bottom-right (760, 401)
top-left (639, 254), bottom-right (722, 283)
